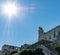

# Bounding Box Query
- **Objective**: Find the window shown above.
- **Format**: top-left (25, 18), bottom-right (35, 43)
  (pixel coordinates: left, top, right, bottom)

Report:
top-left (49, 35), bottom-right (51, 39)
top-left (12, 47), bottom-right (14, 49)
top-left (58, 31), bottom-right (60, 35)
top-left (9, 46), bottom-right (11, 49)
top-left (54, 31), bottom-right (55, 38)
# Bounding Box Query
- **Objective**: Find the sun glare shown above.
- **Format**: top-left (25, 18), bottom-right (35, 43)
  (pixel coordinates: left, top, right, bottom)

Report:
top-left (1, 1), bottom-right (34, 21)
top-left (2, 2), bottom-right (19, 20)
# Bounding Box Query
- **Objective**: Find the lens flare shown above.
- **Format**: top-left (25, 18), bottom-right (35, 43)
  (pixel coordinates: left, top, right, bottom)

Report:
top-left (1, 2), bottom-right (19, 20)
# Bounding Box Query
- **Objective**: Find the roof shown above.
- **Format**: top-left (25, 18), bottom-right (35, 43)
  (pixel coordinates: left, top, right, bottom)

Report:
top-left (45, 25), bottom-right (60, 34)
top-left (2, 44), bottom-right (20, 48)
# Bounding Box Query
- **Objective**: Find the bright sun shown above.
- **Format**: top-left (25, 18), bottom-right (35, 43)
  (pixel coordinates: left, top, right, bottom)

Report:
top-left (2, 2), bottom-right (19, 20)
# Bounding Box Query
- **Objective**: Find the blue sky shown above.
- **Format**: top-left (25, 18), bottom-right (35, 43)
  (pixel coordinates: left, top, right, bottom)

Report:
top-left (0, 0), bottom-right (60, 49)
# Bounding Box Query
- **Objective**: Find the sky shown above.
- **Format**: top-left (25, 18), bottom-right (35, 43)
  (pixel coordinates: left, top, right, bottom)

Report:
top-left (0, 0), bottom-right (60, 49)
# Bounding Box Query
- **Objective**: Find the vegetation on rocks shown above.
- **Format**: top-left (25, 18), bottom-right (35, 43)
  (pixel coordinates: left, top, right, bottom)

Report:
top-left (13, 48), bottom-right (45, 55)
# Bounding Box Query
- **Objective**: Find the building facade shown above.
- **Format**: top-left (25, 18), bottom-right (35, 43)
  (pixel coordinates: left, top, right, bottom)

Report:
top-left (1, 25), bottom-right (60, 55)
top-left (38, 25), bottom-right (60, 41)
top-left (2, 44), bottom-right (20, 55)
